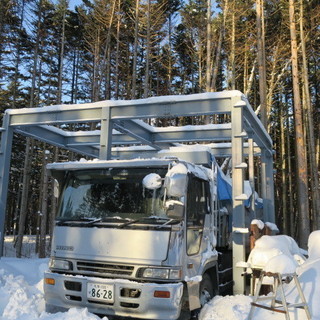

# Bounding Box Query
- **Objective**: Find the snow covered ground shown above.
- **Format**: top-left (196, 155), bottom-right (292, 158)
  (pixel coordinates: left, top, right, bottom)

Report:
top-left (1, 233), bottom-right (320, 320)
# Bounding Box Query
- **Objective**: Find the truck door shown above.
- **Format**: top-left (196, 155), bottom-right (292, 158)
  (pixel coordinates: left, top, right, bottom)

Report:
top-left (186, 176), bottom-right (210, 274)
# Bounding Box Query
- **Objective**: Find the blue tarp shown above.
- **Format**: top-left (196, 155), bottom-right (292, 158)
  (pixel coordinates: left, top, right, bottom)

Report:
top-left (217, 168), bottom-right (232, 201)
top-left (217, 167), bottom-right (263, 208)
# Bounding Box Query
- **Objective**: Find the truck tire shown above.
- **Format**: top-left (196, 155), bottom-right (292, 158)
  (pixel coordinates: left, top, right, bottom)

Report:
top-left (190, 273), bottom-right (215, 319)
top-left (199, 273), bottom-right (214, 306)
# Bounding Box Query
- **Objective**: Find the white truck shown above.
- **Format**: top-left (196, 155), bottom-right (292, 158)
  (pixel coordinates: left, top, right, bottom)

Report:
top-left (44, 149), bottom-right (233, 319)
top-left (0, 91), bottom-right (275, 319)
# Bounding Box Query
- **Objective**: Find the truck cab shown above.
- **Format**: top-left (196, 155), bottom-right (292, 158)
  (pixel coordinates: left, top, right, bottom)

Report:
top-left (44, 152), bottom-right (228, 319)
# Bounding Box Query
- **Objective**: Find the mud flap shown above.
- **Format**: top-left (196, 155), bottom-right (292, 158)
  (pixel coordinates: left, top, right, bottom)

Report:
top-left (186, 280), bottom-right (201, 310)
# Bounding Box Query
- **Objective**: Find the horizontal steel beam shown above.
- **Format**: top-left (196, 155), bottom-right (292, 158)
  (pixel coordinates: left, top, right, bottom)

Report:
top-left (7, 92), bottom-right (237, 127)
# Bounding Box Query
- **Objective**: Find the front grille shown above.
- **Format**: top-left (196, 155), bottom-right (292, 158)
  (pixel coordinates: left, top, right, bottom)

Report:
top-left (77, 261), bottom-right (134, 277)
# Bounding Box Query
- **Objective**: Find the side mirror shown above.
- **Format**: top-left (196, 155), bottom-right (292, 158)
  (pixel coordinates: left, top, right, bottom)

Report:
top-left (165, 200), bottom-right (184, 220)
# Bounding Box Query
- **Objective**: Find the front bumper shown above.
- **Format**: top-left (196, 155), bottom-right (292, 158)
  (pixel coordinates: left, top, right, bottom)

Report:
top-left (44, 271), bottom-right (183, 319)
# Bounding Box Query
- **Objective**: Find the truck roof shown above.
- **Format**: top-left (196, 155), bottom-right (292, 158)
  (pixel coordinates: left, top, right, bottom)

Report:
top-left (47, 158), bottom-right (175, 172)
top-left (47, 148), bottom-right (216, 172)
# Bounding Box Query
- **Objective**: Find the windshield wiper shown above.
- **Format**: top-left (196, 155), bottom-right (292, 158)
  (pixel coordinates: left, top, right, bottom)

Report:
top-left (118, 216), bottom-right (168, 228)
top-left (155, 219), bottom-right (179, 229)
top-left (56, 217), bottom-right (101, 226)
top-left (83, 218), bottom-right (102, 226)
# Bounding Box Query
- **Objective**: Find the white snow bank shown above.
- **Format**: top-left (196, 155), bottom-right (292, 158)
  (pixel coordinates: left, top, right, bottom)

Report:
top-left (285, 257), bottom-right (320, 319)
top-left (0, 258), bottom-right (107, 320)
top-left (308, 230), bottom-right (320, 260)
top-left (199, 295), bottom-right (252, 320)
top-left (37, 308), bottom-right (108, 320)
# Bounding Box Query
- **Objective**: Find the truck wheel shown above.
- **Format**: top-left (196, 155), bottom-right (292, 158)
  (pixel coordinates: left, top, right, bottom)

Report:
top-left (199, 273), bottom-right (214, 306)
top-left (190, 274), bottom-right (214, 320)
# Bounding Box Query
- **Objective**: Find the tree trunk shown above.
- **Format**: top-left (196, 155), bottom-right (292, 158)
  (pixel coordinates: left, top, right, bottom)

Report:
top-left (49, 147), bottom-right (58, 251)
top-left (57, 0), bottom-right (67, 105)
top-left (39, 148), bottom-right (49, 258)
top-left (144, 0), bottom-right (151, 98)
top-left (280, 101), bottom-right (288, 234)
top-left (211, 0), bottom-right (228, 91)
top-left (245, 59), bottom-right (256, 97)
top-left (289, 0), bottom-right (310, 247)
top-left (229, 7), bottom-right (235, 90)
top-left (256, 0), bottom-right (267, 128)
top-left (299, 0), bottom-right (320, 229)
top-left (131, 0), bottom-right (140, 99)
top-left (205, 0), bottom-right (212, 92)
top-left (92, 29), bottom-right (101, 102)
top-left (16, 138), bottom-right (33, 257)
top-left (115, 0), bottom-right (121, 99)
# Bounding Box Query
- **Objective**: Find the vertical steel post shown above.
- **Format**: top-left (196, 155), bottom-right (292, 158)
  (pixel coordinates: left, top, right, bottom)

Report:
top-left (248, 137), bottom-right (256, 214)
top-left (0, 113), bottom-right (13, 257)
top-left (99, 107), bottom-right (113, 160)
top-left (231, 99), bottom-right (246, 294)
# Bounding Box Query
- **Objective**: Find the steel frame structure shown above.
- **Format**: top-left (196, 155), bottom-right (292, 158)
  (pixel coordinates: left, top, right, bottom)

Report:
top-left (0, 90), bottom-right (274, 294)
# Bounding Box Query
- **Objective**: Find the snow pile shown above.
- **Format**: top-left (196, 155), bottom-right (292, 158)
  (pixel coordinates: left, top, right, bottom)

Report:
top-left (307, 230), bottom-right (320, 260)
top-left (199, 295), bottom-right (252, 320)
top-left (284, 230), bottom-right (320, 320)
top-left (264, 253), bottom-right (298, 274)
top-left (247, 235), bottom-right (305, 270)
top-left (0, 258), bottom-right (107, 320)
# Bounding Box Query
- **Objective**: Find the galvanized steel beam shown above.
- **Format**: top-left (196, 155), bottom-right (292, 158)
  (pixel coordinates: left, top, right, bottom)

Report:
top-left (0, 114), bottom-right (14, 256)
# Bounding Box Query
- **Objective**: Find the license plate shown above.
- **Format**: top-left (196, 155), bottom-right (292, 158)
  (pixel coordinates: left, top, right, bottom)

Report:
top-left (87, 282), bottom-right (114, 303)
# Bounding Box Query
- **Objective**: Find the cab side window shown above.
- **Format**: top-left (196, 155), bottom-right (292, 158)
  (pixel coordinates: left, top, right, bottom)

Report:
top-left (186, 176), bottom-right (210, 255)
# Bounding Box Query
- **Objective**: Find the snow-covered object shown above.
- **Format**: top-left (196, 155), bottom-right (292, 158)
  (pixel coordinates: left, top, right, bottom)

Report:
top-left (264, 253), bottom-right (298, 274)
top-left (307, 230), bottom-right (320, 260)
top-left (142, 173), bottom-right (162, 190)
top-left (248, 247), bottom-right (282, 269)
top-left (247, 235), bottom-right (305, 269)
top-left (164, 162), bottom-right (211, 198)
top-left (265, 222), bottom-right (279, 232)
top-left (164, 163), bottom-right (188, 197)
top-left (251, 219), bottom-right (264, 230)
top-left (167, 162), bottom-right (188, 176)
top-left (255, 235), bottom-right (301, 257)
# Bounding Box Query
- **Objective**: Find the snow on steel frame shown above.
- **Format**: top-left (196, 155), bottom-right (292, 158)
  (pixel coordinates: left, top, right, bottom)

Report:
top-left (0, 90), bottom-right (274, 294)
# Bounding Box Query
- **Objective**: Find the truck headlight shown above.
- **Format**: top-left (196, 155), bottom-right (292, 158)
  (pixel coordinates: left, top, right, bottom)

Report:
top-left (49, 258), bottom-right (72, 271)
top-left (139, 267), bottom-right (181, 280)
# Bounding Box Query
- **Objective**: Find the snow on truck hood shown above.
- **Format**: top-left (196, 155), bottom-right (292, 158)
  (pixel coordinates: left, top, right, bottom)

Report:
top-left (52, 226), bottom-right (170, 264)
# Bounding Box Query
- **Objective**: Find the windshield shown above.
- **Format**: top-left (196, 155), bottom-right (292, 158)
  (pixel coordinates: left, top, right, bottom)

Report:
top-left (57, 168), bottom-right (169, 222)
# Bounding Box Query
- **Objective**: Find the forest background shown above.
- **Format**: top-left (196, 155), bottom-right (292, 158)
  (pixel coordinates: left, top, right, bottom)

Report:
top-left (0, 0), bottom-right (319, 258)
